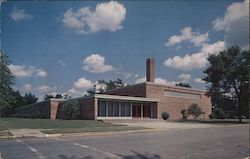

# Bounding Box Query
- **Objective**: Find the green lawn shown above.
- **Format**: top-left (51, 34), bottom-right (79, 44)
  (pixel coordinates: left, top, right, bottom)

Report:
top-left (0, 118), bottom-right (143, 133)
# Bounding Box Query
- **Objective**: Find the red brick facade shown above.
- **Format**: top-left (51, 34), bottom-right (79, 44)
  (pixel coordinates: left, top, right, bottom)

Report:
top-left (79, 97), bottom-right (96, 120)
top-left (105, 82), bottom-right (211, 119)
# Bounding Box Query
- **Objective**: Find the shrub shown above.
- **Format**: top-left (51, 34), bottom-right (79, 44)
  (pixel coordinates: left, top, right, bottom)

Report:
top-left (62, 99), bottom-right (80, 119)
top-left (187, 104), bottom-right (203, 119)
top-left (213, 108), bottom-right (225, 119)
top-left (180, 109), bottom-right (187, 120)
top-left (208, 114), bottom-right (214, 119)
top-left (31, 111), bottom-right (40, 119)
top-left (162, 112), bottom-right (170, 120)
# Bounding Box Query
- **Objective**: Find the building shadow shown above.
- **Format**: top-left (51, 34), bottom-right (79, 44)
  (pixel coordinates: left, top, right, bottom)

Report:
top-left (58, 151), bottom-right (161, 159)
top-left (118, 151), bottom-right (161, 159)
top-left (58, 155), bottom-right (94, 159)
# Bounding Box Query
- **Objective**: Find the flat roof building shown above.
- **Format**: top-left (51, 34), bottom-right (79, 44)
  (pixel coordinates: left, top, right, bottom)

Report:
top-left (15, 58), bottom-right (211, 120)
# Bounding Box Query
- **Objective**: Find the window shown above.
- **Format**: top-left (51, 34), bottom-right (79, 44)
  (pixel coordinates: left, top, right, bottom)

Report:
top-left (120, 102), bottom-right (126, 117)
top-left (125, 102), bottom-right (131, 117)
top-left (108, 101), bottom-right (113, 117)
top-left (113, 101), bottom-right (119, 117)
top-left (98, 100), bottom-right (107, 117)
top-left (164, 90), bottom-right (200, 99)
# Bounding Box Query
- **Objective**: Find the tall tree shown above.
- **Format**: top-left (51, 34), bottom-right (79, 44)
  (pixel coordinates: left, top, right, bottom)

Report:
top-left (203, 46), bottom-right (249, 122)
top-left (23, 93), bottom-right (38, 105)
top-left (0, 52), bottom-right (16, 117)
top-left (175, 82), bottom-right (191, 88)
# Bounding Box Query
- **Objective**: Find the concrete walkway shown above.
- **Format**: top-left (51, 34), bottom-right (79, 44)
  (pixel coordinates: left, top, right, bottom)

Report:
top-left (109, 120), bottom-right (243, 131)
top-left (9, 129), bottom-right (47, 138)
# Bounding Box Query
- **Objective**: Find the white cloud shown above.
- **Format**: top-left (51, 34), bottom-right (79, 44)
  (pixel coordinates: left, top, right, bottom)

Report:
top-left (73, 77), bottom-right (93, 89)
top-left (194, 78), bottom-right (205, 84)
top-left (82, 54), bottom-right (113, 73)
top-left (135, 77), bottom-right (146, 84)
top-left (165, 27), bottom-right (208, 47)
top-left (212, 0), bottom-right (249, 49)
top-left (8, 64), bottom-right (48, 78)
top-left (37, 85), bottom-right (57, 93)
top-left (178, 73), bottom-right (191, 81)
top-left (62, 1), bottom-right (126, 34)
top-left (10, 7), bottom-right (33, 21)
top-left (67, 77), bottom-right (93, 97)
top-left (164, 41), bottom-right (225, 71)
top-left (22, 84), bottom-right (32, 92)
top-left (58, 59), bottom-right (66, 67)
top-left (135, 77), bottom-right (177, 85)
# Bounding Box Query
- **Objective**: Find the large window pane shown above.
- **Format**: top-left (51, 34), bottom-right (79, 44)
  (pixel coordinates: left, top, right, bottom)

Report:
top-left (98, 100), bottom-right (106, 117)
top-left (120, 102), bottom-right (125, 117)
top-left (108, 101), bottom-right (113, 117)
top-left (125, 102), bottom-right (131, 117)
top-left (113, 101), bottom-right (119, 117)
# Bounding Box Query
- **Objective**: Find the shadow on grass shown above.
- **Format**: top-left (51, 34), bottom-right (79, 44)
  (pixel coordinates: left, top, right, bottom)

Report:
top-left (172, 119), bottom-right (248, 124)
top-left (58, 151), bottom-right (161, 159)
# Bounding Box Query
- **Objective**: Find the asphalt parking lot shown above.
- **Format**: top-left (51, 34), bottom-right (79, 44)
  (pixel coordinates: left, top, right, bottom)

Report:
top-left (0, 125), bottom-right (248, 159)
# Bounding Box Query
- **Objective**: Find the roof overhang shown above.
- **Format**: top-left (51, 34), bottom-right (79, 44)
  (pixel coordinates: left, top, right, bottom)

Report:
top-left (93, 94), bottom-right (159, 102)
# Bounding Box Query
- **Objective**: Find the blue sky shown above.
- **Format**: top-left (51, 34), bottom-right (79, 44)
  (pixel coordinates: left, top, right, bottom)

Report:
top-left (1, 0), bottom-right (249, 99)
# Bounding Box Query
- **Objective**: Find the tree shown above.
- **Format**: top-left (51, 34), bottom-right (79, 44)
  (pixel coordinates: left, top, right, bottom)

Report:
top-left (87, 78), bottom-right (128, 95)
top-left (23, 93), bottom-right (38, 105)
top-left (0, 52), bottom-right (16, 117)
top-left (203, 46), bottom-right (249, 122)
top-left (175, 82), bottom-right (191, 88)
top-left (187, 103), bottom-right (203, 119)
top-left (62, 99), bottom-right (80, 119)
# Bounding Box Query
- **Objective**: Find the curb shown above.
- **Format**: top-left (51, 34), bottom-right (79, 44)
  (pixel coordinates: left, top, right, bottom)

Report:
top-left (45, 128), bottom-right (157, 137)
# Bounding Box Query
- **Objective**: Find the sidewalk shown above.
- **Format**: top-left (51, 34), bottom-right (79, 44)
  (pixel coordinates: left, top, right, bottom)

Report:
top-left (109, 120), bottom-right (246, 130)
top-left (9, 129), bottom-right (47, 138)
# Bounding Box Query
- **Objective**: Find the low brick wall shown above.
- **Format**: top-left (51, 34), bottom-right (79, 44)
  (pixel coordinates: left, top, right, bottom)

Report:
top-left (14, 100), bottom-right (51, 119)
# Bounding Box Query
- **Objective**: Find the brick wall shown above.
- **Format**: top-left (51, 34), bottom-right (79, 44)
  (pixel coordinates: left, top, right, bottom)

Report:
top-left (14, 100), bottom-right (51, 119)
top-left (79, 97), bottom-right (95, 120)
top-left (50, 101), bottom-right (60, 120)
top-left (146, 83), bottom-right (211, 119)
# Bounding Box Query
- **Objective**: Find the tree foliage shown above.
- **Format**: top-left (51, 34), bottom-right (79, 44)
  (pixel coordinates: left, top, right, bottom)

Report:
top-left (62, 99), bottom-right (80, 119)
top-left (0, 52), bottom-right (16, 116)
top-left (203, 46), bottom-right (249, 122)
top-left (187, 104), bottom-right (203, 119)
top-left (87, 78), bottom-right (128, 95)
top-left (175, 82), bottom-right (191, 88)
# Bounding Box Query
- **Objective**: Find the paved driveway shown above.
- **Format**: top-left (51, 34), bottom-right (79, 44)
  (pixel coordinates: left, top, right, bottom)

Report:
top-left (0, 125), bottom-right (248, 159)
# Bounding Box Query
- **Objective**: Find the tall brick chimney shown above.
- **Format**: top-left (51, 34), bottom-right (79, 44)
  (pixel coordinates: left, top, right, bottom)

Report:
top-left (146, 58), bottom-right (155, 82)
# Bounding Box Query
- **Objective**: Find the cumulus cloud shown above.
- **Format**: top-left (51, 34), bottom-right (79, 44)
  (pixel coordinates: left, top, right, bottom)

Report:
top-left (8, 64), bottom-right (48, 78)
top-left (194, 78), bottom-right (205, 84)
top-left (178, 73), bottom-right (191, 81)
top-left (164, 41), bottom-right (225, 71)
top-left (10, 7), bottom-right (33, 21)
top-left (67, 77), bottom-right (93, 97)
top-left (22, 84), bottom-right (32, 92)
top-left (165, 27), bottom-right (208, 47)
top-left (37, 85), bottom-right (57, 93)
top-left (82, 54), bottom-right (113, 73)
top-left (135, 77), bottom-right (177, 85)
top-left (73, 77), bottom-right (93, 89)
top-left (212, 0), bottom-right (249, 49)
top-left (62, 1), bottom-right (126, 34)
